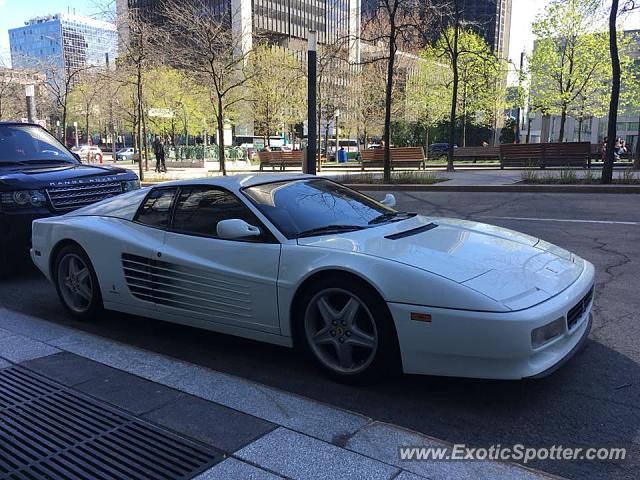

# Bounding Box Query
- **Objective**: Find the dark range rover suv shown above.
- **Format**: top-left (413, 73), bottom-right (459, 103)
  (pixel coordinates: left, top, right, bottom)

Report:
top-left (0, 122), bottom-right (139, 273)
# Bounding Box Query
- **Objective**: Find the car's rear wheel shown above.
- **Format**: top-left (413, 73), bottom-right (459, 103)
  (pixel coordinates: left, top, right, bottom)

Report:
top-left (300, 277), bottom-right (399, 382)
top-left (54, 245), bottom-right (102, 320)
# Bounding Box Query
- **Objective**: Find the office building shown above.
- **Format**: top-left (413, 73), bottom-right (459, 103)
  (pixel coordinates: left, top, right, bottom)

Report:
top-left (9, 13), bottom-right (118, 76)
top-left (362, 0), bottom-right (512, 59)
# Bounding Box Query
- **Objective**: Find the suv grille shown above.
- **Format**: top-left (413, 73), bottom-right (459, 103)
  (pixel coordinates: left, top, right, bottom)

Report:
top-left (567, 287), bottom-right (594, 330)
top-left (46, 181), bottom-right (123, 211)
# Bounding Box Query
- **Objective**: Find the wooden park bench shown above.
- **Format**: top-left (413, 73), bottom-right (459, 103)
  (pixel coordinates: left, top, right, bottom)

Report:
top-left (258, 151), bottom-right (303, 171)
top-left (258, 151), bottom-right (281, 171)
top-left (499, 142), bottom-right (590, 169)
top-left (280, 151), bottom-right (303, 170)
top-left (452, 146), bottom-right (500, 162)
top-left (361, 147), bottom-right (425, 171)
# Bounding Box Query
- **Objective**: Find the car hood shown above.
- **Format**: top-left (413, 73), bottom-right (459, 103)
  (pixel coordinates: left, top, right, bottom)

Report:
top-left (297, 215), bottom-right (585, 310)
top-left (0, 163), bottom-right (135, 189)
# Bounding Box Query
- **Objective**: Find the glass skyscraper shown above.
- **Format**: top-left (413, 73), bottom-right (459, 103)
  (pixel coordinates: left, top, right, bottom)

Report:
top-left (9, 13), bottom-right (118, 75)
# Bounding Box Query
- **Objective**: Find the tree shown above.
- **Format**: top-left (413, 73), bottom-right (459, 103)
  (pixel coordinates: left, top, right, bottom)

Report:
top-left (349, 60), bottom-right (392, 147)
top-left (362, 0), bottom-right (422, 182)
top-left (249, 45), bottom-right (305, 147)
top-left (405, 50), bottom-right (450, 148)
top-left (67, 71), bottom-right (105, 141)
top-left (0, 64), bottom-right (27, 121)
top-left (162, 0), bottom-right (254, 176)
top-left (528, 0), bottom-right (611, 143)
top-left (602, 0), bottom-right (622, 184)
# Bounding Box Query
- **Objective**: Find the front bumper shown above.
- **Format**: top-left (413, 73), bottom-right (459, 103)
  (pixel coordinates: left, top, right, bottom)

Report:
top-left (0, 209), bottom-right (52, 252)
top-left (388, 262), bottom-right (595, 379)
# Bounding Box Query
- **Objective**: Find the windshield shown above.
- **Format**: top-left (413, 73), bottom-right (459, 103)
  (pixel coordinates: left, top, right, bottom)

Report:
top-left (0, 125), bottom-right (78, 165)
top-left (243, 178), bottom-right (395, 239)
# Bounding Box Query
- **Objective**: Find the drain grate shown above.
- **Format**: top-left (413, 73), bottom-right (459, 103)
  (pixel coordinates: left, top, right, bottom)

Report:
top-left (0, 367), bottom-right (222, 480)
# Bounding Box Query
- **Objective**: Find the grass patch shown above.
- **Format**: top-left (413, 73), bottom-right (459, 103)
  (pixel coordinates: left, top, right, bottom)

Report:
top-left (521, 169), bottom-right (640, 185)
top-left (334, 171), bottom-right (448, 185)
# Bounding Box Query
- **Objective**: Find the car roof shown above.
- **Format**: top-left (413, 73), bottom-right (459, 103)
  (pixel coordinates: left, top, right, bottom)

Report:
top-left (155, 173), bottom-right (316, 190)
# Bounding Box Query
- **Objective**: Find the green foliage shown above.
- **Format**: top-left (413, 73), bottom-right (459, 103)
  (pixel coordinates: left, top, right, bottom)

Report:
top-left (528, 0), bottom-right (621, 140)
top-left (406, 50), bottom-right (450, 132)
top-left (390, 120), bottom-right (428, 147)
top-left (500, 117), bottom-right (517, 144)
top-left (248, 45), bottom-right (306, 143)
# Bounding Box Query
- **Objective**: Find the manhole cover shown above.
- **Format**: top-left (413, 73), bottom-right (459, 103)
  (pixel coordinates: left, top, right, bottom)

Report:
top-left (0, 367), bottom-right (222, 479)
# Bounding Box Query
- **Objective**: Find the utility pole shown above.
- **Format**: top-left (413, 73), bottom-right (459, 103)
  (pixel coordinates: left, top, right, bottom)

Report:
top-left (305, 31), bottom-right (317, 175)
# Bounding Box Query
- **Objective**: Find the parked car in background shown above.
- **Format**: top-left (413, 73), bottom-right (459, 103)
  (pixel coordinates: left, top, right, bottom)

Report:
top-left (71, 144), bottom-right (103, 163)
top-left (427, 143), bottom-right (457, 159)
top-left (115, 147), bottom-right (136, 162)
top-left (0, 122), bottom-right (139, 275)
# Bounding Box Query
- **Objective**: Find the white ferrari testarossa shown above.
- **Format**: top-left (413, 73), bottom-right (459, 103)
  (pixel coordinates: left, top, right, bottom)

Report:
top-left (31, 174), bottom-right (594, 382)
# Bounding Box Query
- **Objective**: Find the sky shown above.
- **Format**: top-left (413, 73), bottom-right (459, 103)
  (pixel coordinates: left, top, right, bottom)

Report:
top-left (1, 0), bottom-right (640, 68)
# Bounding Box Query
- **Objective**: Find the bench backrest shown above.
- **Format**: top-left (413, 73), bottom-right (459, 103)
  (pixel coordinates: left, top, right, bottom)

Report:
top-left (281, 151), bottom-right (303, 164)
top-left (454, 146), bottom-right (500, 156)
top-left (500, 142), bottom-right (590, 167)
top-left (390, 147), bottom-right (424, 162)
top-left (258, 151), bottom-right (282, 164)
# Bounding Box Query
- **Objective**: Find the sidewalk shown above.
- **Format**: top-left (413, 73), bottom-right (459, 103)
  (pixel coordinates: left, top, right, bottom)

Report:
top-left (0, 306), bottom-right (558, 480)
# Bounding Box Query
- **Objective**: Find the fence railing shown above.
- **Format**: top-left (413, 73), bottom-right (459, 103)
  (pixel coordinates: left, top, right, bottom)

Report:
top-left (165, 145), bottom-right (248, 163)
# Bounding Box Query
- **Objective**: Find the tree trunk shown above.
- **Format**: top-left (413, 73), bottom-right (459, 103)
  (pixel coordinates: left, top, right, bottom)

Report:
top-left (602, 0), bottom-right (620, 184)
top-left (85, 111), bottom-right (90, 146)
top-left (578, 117), bottom-right (583, 142)
top-left (382, 17), bottom-right (397, 183)
top-left (558, 105), bottom-right (567, 142)
top-left (217, 96), bottom-right (226, 176)
top-left (447, 53), bottom-right (459, 170)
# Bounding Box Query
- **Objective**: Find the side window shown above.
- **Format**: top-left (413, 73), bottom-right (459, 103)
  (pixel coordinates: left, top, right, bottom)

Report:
top-left (135, 188), bottom-right (177, 229)
top-left (172, 187), bottom-right (261, 240)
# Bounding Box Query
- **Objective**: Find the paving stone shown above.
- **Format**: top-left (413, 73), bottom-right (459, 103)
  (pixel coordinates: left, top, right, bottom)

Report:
top-left (236, 428), bottom-right (399, 480)
top-left (345, 422), bottom-right (548, 480)
top-left (0, 307), bottom-right (76, 341)
top-left (21, 351), bottom-right (119, 386)
top-left (143, 394), bottom-right (276, 453)
top-left (157, 366), bottom-right (371, 443)
top-left (77, 370), bottom-right (185, 415)
top-left (49, 332), bottom-right (184, 380)
top-left (0, 335), bottom-right (60, 363)
top-left (194, 458), bottom-right (284, 480)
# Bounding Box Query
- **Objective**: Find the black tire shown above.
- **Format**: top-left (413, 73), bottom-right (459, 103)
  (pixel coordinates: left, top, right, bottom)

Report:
top-left (53, 244), bottom-right (103, 321)
top-left (297, 275), bottom-right (400, 383)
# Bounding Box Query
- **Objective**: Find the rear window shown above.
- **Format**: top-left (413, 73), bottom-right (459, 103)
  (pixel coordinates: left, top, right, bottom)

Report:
top-left (135, 188), bottom-right (177, 229)
top-left (0, 125), bottom-right (77, 164)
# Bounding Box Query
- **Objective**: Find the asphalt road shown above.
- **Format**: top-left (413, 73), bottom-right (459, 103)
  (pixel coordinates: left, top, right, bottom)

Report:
top-left (2, 192), bottom-right (639, 480)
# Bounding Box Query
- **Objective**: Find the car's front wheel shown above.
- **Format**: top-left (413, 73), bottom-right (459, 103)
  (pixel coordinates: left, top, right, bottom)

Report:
top-left (300, 277), bottom-right (399, 382)
top-left (54, 244), bottom-right (103, 321)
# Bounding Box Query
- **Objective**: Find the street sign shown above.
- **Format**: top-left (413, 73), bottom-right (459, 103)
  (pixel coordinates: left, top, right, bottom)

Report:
top-left (148, 108), bottom-right (175, 118)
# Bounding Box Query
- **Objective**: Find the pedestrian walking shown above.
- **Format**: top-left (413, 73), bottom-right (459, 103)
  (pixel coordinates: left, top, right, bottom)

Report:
top-left (153, 135), bottom-right (166, 173)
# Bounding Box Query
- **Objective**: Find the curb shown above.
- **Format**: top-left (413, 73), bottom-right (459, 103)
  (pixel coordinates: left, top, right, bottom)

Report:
top-left (346, 184), bottom-right (640, 194)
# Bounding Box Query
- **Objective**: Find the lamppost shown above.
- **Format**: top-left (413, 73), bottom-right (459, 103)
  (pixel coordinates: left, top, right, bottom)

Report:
top-left (73, 121), bottom-right (79, 147)
top-left (25, 85), bottom-right (36, 123)
top-left (334, 109), bottom-right (341, 162)
top-left (305, 30), bottom-right (317, 175)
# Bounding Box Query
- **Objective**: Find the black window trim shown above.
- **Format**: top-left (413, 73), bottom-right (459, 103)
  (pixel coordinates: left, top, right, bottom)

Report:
top-left (165, 185), bottom-right (279, 244)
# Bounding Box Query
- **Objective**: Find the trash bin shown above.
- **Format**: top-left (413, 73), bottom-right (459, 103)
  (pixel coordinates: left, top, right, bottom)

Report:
top-left (337, 148), bottom-right (347, 163)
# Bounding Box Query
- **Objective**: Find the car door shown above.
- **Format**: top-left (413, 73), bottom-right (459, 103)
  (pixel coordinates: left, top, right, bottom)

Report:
top-left (156, 186), bottom-right (282, 334)
top-left (113, 187), bottom-right (178, 311)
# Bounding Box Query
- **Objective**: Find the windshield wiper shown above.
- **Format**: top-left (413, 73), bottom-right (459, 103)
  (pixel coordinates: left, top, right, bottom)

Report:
top-left (297, 225), bottom-right (367, 238)
top-left (368, 211), bottom-right (416, 225)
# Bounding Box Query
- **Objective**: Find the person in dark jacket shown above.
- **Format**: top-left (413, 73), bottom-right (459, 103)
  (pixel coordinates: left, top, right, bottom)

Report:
top-left (153, 136), bottom-right (166, 173)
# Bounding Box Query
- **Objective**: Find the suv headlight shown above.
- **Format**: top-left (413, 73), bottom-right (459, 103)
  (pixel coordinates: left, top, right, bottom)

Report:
top-left (122, 180), bottom-right (141, 192)
top-left (531, 317), bottom-right (566, 349)
top-left (1, 190), bottom-right (47, 208)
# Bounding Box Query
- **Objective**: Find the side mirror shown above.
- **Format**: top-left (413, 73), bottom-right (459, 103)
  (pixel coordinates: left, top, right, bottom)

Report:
top-left (380, 193), bottom-right (396, 208)
top-left (217, 219), bottom-right (262, 240)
